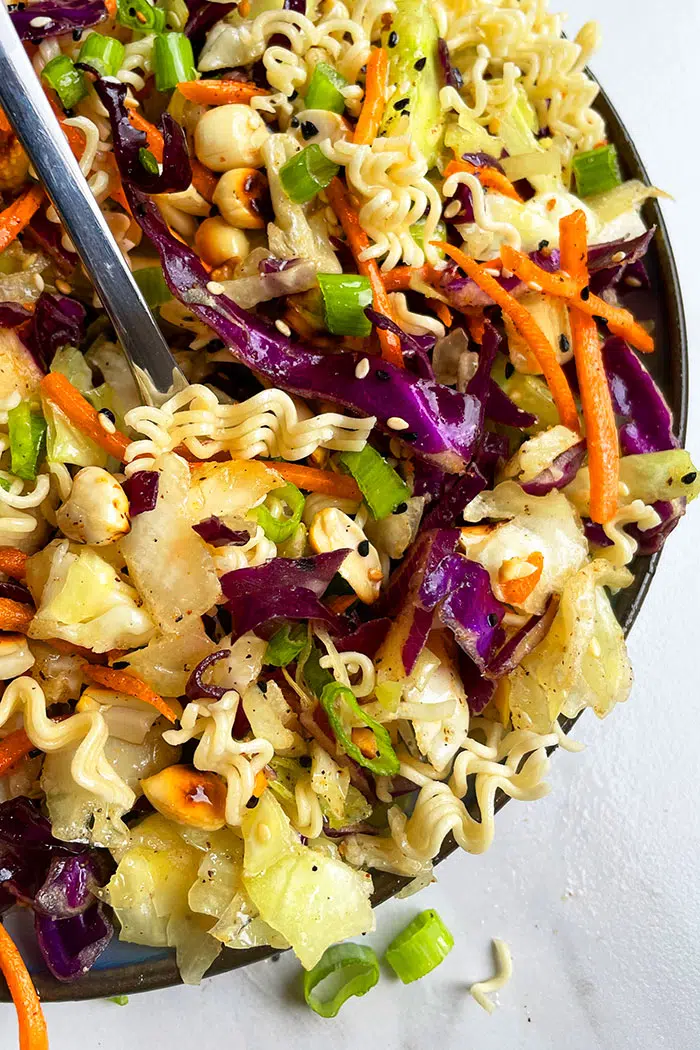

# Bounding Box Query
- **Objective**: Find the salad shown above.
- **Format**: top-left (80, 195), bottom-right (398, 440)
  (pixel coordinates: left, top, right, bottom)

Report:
top-left (0, 0), bottom-right (696, 1036)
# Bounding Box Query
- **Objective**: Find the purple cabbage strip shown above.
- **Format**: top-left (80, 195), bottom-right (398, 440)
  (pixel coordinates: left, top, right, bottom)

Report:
top-left (486, 379), bottom-right (537, 428)
top-left (122, 471), bottom-right (159, 517)
top-left (520, 440), bottom-right (586, 496)
top-left (422, 466), bottom-right (487, 530)
top-left (95, 79), bottom-right (191, 195)
top-left (230, 588), bottom-right (343, 638)
top-left (35, 903), bottom-right (113, 983)
top-left (485, 597), bottom-right (559, 680)
top-left (364, 308), bottom-right (436, 378)
top-left (192, 516), bottom-right (250, 547)
top-left (10, 0), bottom-right (107, 41)
top-left (412, 460), bottom-right (445, 502)
top-left (0, 304), bottom-right (32, 329)
top-left (186, 648), bottom-right (231, 701)
top-left (27, 210), bottom-right (79, 275)
top-left (602, 337), bottom-right (678, 454)
top-left (0, 580), bottom-right (33, 605)
top-left (33, 855), bottom-right (105, 919)
top-left (283, 0), bottom-right (306, 10)
top-left (437, 38), bottom-right (463, 90)
top-left (185, 1), bottom-right (235, 50)
top-left (583, 519), bottom-right (613, 548)
top-left (335, 618), bottom-right (391, 658)
top-left (438, 559), bottom-right (505, 670)
top-left (625, 499), bottom-right (685, 555)
top-left (28, 293), bottom-right (86, 371)
top-left (459, 650), bottom-right (497, 715)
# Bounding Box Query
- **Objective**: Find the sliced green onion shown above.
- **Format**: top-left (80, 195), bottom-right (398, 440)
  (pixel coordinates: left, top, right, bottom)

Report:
top-left (384, 909), bottom-right (454, 984)
top-left (302, 643), bottom-right (334, 699)
top-left (8, 402), bottom-right (47, 482)
top-left (138, 147), bottom-right (159, 175)
top-left (117, 0), bottom-right (166, 33)
top-left (265, 623), bottom-right (307, 667)
top-left (134, 266), bottom-right (172, 309)
top-left (410, 218), bottom-right (446, 257)
top-left (572, 144), bottom-right (622, 198)
top-left (319, 682), bottom-right (400, 775)
top-left (0, 478), bottom-right (12, 493)
top-left (41, 56), bottom-right (87, 111)
top-left (338, 444), bottom-right (410, 520)
top-left (305, 62), bottom-right (348, 114)
top-left (279, 144), bottom-right (339, 204)
top-left (317, 273), bottom-right (372, 337)
top-left (159, 0), bottom-right (189, 30)
top-left (252, 483), bottom-right (305, 543)
top-left (303, 943), bottom-right (380, 1018)
top-left (154, 32), bottom-right (196, 92)
top-left (77, 32), bottom-right (126, 78)
top-left (109, 995), bottom-right (129, 1006)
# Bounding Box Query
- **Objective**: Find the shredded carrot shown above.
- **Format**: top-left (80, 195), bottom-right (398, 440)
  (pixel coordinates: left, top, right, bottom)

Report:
top-left (0, 186), bottom-right (44, 254)
top-left (500, 245), bottom-right (655, 354)
top-left (99, 152), bottom-right (131, 213)
top-left (353, 47), bottom-right (388, 146)
top-left (434, 241), bottom-right (580, 432)
top-left (435, 301), bottom-right (453, 328)
top-left (252, 770), bottom-right (268, 797)
top-left (560, 211), bottom-right (619, 524)
top-left (270, 461), bottom-right (362, 500)
top-left (326, 178), bottom-right (403, 367)
top-left (82, 664), bottom-right (177, 724)
top-left (327, 594), bottom-right (356, 615)
top-left (0, 548), bottom-right (28, 580)
top-left (190, 158), bottom-right (218, 202)
top-left (498, 551), bottom-right (544, 606)
top-left (176, 80), bottom-right (268, 106)
top-left (40, 373), bottom-right (131, 461)
top-left (0, 599), bottom-right (33, 634)
top-left (466, 313), bottom-right (486, 345)
top-left (128, 110), bottom-right (164, 162)
top-left (45, 92), bottom-right (85, 160)
top-left (351, 726), bottom-right (378, 759)
top-left (104, 0), bottom-right (117, 16)
top-left (444, 158), bottom-right (524, 203)
top-left (0, 729), bottom-right (35, 777)
top-left (0, 923), bottom-right (49, 1050)
top-left (0, 109), bottom-right (11, 134)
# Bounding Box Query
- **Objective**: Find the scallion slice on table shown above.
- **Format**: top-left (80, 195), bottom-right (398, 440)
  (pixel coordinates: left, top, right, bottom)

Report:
top-left (305, 62), bottom-right (348, 113)
top-left (77, 32), bottom-right (126, 78)
top-left (572, 144), bottom-right (622, 197)
top-left (134, 266), bottom-right (172, 309)
top-left (279, 144), bottom-right (339, 204)
top-left (385, 909), bottom-right (454, 984)
top-left (41, 56), bottom-right (87, 110)
top-left (7, 402), bottom-right (47, 482)
top-left (264, 623), bottom-right (307, 667)
top-left (117, 0), bottom-right (166, 33)
top-left (154, 32), bottom-right (196, 91)
top-left (252, 483), bottom-right (305, 543)
top-left (303, 943), bottom-right (380, 1017)
top-left (338, 443), bottom-right (411, 519)
top-left (317, 273), bottom-right (373, 337)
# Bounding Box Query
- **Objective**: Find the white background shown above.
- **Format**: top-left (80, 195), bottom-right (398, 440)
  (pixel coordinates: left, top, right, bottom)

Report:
top-left (4, 1), bottom-right (700, 1046)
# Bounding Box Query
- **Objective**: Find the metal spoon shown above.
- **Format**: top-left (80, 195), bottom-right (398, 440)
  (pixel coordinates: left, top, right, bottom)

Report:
top-left (0, 6), bottom-right (183, 403)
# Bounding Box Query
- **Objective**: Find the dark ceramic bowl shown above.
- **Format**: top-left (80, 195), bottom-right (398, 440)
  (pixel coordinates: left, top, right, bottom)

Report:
top-left (3, 81), bottom-right (688, 1003)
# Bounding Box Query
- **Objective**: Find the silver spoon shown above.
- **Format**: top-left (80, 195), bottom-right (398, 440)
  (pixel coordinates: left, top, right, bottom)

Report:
top-left (0, 6), bottom-right (184, 403)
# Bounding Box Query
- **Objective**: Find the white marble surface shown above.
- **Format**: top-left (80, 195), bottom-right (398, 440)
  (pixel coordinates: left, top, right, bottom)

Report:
top-left (4, 1), bottom-right (700, 1046)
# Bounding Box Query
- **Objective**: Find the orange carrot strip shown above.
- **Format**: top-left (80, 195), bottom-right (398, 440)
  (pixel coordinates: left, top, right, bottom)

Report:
top-left (176, 80), bottom-right (268, 105)
top-left (444, 158), bottom-right (524, 203)
top-left (82, 664), bottom-right (177, 723)
top-left (327, 594), bottom-right (356, 615)
top-left (0, 109), bottom-right (12, 134)
top-left (560, 210), bottom-right (619, 524)
top-left (0, 923), bottom-right (49, 1050)
top-left (434, 241), bottom-right (580, 431)
top-left (326, 177), bottom-right (403, 367)
top-left (498, 551), bottom-right (544, 606)
top-left (105, 0), bottom-right (117, 16)
top-left (269, 461), bottom-right (362, 500)
top-left (128, 110), bottom-right (164, 162)
top-left (190, 158), bottom-right (218, 202)
top-left (40, 373), bottom-right (131, 461)
top-left (435, 302), bottom-right (452, 327)
top-left (0, 729), bottom-right (35, 777)
top-left (466, 313), bottom-right (486, 345)
top-left (0, 186), bottom-right (44, 253)
top-left (0, 548), bottom-right (28, 580)
top-left (252, 770), bottom-right (268, 797)
top-left (0, 599), bottom-right (33, 634)
top-left (45, 92), bottom-right (86, 160)
top-left (353, 47), bottom-right (388, 146)
top-left (500, 245), bottom-right (654, 354)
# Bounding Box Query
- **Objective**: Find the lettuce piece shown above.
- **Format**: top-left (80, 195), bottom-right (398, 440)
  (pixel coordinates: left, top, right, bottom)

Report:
top-left (498, 84), bottom-right (560, 194)
top-left (505, 560), bottom-right (634, 732)
top-left (242, 793), bottom-right (374, 968)
top-left (28, 541), bottom-right (155, 652)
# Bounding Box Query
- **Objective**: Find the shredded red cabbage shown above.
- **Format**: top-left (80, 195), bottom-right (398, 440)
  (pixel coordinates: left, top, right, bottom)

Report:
top-left (485, 596), bottom-right (559, 679)
top-left (0, 580), bottom-right (33, 605)
top-left (603, 337), bottom-right (678, 454)
top-left (10, 0), bottom-right (108, 40)
top-left (438, 559), bottom-right (505, 670)
top-left (35, 903), bottom-right (113, 982)
top-left (0, 303), bottom-right (32, 329)
top-left (185, 0), bottom-right (235, 51)
top-left (459, 650), bottom-right (496, 715)
top-left (27, 210), bottom-right (79, 276)
top-left (437, 37), bottom-right (463, 90)
top-left (186, 648), bottom-right (231, 701)
top-left (520, 440), bottom-right (587, 496)
top-left (122, 471), bottom-right (160, 516)
top-left (486, 380), bottom-right (537, 429)
top-left (422, 466), bottom-right (486, 530)
top-left (335, 618), bottom-right (391, 658)
top-left (192, 516), bottom-right (250, 547)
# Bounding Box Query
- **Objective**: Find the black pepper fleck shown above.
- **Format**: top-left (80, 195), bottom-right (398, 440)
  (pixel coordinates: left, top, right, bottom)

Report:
top-left (299, 755), bottom-right (312, 768)
top-left (538, 239), bottom-right (550, 251)
top-left (72, 28), bottom-right (82, 40)
top-left (99, 407), bottom-right (116, 424)
top-left (290, 116), bottom-right (300, 128)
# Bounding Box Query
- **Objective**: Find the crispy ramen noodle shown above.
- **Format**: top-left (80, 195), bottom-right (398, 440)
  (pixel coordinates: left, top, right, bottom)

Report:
top-left (470, 938), bottom-right (513, 1014)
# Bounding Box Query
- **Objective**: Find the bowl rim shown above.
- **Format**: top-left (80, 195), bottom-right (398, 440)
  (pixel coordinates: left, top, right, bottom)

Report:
top-left (5, 77), bottom-right (689, 1003)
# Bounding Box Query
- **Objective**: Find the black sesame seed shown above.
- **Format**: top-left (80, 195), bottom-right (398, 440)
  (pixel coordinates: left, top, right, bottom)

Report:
top-left (375, 369), bottom-right (390, 381)
top-left (299, 755), bottom-right (312, 768)
top-left (487, 613), bottom-right (499, 627)
top-left (388, 30), bottom-right (398, 47)
top-left (72, 28), bottom-right (83, 40)
top-left (538, 239), bottom-right (550, 251)
top-left (682, 472), bottom-right (697, 485)
top-left (300, 120), bottom-right (318, 140)
top-left (290, 116), bottom-right (300, 128)
top-left (259, 680), bottom-right (268, 693)
top-left (404, 431), bottom-right (418, 442)
top-left (580, 285), bottom-right (591, 301)
top-left (394, 502), bottom-right (408, 515)
top-left (99, 407), bottom-right (116, 424)
top-left (393, 97), bottom-right (410, 111)
top-left (505, 362), bottom-right (515, 379)
top-left (559, 334), bottom-right (570, 354)
top-left (246, 796), bottom-right (259, 809)
top-left (593, 315), bottom-right (608, 326)
top-left (112, 661), bottom-right (129, 670)
top-left (357, 540), bottom-right (370, 557)
top-left (414, 56), bottom-right (427, 71)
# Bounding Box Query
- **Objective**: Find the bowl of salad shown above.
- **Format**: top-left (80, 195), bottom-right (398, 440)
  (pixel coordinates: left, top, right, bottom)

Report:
top-left (0, 0), bottom-right (692, 1026)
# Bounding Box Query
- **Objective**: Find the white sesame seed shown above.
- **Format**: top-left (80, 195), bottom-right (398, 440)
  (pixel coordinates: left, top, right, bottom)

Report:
top-left (611, 251), bottom-right (626, 264)
top-left (274, 319), bottom-right (292, 337)
top-left (444, 200), bottom-right (462, 219)
top-left (55, 279), bottom-right (72, 295)
top-left (206, 280), bottom-right (225, 295)
top-left (29, 15), bottom-right (52, 26)
top-left (354, 357), bottom-right (370, 379)
top-left (527, 281), bottom-right (543, 293)
top-left (624, 276), bottom-right (642, 288)
top-left (387, 416), bottom-right (410, 431)
top-left (98, 412), bottom-right (116, 434)
top-left (589, 637), bottom-right (602, 658)
top-left (501, 268), bottom-right (513, 280)
top-left (483, 267), bottom-right (501, 278)
top-left (33, 274), bottom-right (45, 292)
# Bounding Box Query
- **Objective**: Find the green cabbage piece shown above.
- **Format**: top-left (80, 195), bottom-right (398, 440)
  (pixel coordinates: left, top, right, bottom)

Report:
top-left (566, 450), bottom-right (700, 515)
